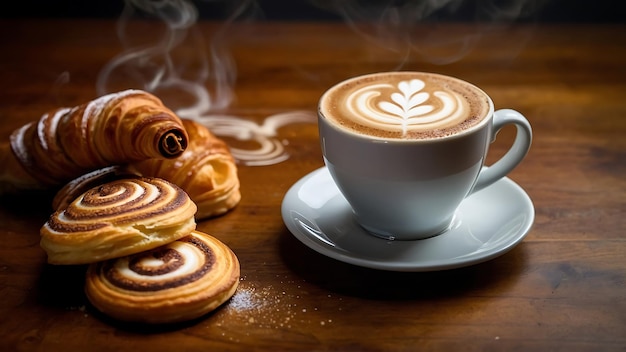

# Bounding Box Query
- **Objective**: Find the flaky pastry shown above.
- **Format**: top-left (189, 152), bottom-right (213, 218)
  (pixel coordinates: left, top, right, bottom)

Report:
top-left (40, 177), bottom-right (197, 265)
top-left (85, 230), bottom-right (240, 324)
top-left (53, 119), bottom-right (241, 220)
top-left (0, 142), bottom-right (42, 194)
top-left (128, 119), bottom-right (241, 219)
top-left (6, 89), bottom-right (188, 190)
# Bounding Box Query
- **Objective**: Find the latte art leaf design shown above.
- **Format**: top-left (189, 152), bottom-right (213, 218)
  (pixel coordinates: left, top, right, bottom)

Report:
top-left (345, 78), bottom-right (467, 137)
top-left (378, 79), bottom-right (434, 119)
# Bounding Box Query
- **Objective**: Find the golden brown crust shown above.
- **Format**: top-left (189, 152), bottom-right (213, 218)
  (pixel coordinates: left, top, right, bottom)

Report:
top-left (85, 230), bottom-right (240, 324)
top-left (40, 177), bottom-right (197, 265)
top-left (9, 90), bottom-right (188, 187)
top-left (53, 119), bottom-right (241, 220)
top-left (51, 166), bottom-right (139, 211)
top-left (128, 119), bottom-right (240, 219)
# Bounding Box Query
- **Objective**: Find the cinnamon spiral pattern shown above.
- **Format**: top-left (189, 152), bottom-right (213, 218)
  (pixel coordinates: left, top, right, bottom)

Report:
top-left (51, 166), bottom-right (136, 212)
top-left (85, 230), bottom-right (240, 324)
top-left (52, 120), bottom-right (241, 220)
top-left (9, 89), bottom-right (188, 187)
top-left (40, 177), bottom-right (197, 265)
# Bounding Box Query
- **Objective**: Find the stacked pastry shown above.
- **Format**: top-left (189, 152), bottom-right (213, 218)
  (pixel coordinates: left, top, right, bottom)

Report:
top-left (0, 89), bottom-right (241, 221)
top-left (41, 176), bottom-right (240, 324)
top-left (1, 90), bottom-right (241, 324)
top-left (52, 119), bottom-right (241, 220)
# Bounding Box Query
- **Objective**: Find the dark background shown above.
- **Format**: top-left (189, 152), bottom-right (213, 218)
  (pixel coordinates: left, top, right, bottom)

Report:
top-left (1, 0), bottom-right (624, 23)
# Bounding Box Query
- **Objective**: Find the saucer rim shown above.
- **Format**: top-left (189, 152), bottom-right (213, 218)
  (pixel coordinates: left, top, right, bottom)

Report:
top-left (281, 166), bottom-right (534, 272)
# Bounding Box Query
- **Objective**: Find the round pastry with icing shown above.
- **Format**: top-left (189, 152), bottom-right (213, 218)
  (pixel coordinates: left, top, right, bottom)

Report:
top-left (40, 176), bottom-right (197, 265)
top-left (85, 230), bottom-right (240, 324)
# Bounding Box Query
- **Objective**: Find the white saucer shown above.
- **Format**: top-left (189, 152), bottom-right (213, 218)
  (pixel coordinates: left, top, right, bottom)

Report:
top-left (281, 167), bottom-right (534, 272)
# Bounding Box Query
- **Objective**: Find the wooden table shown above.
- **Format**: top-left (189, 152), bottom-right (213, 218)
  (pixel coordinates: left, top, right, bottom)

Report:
top-left (1, 18), bottom-right (625, 351)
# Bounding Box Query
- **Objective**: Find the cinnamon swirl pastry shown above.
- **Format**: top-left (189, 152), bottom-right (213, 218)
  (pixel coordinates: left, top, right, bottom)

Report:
top-left (53, 120), bottom-right (241, 220)
top-left (51, 166), bottom-right (135, 211)
top-left (40, 177), bottom-right (197, 265)
top-left (7, 89), bottom-right (188, 189)
top-left (85, 230), bottom-right (240, 324)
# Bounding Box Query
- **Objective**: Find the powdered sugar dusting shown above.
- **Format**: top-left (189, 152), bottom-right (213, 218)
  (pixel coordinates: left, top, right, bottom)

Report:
top-left (209, 275), bottom-right (340, 341)
top-left (9, 123), bottom-right (31, 163)
top-left (84, 89), bottom-right (140, 126)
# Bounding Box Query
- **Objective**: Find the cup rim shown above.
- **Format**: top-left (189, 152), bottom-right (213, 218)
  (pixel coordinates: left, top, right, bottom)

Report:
top-left (318, 71), bottom-right (495, 143)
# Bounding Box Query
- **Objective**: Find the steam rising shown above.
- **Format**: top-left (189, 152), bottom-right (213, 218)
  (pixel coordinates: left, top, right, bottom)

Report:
top-left (96, 0), bottom-right (313, 166)
top-left (97, 0), bottom-right (544, 165)
top-left (313, 0), bottom-right (546, 65)
top-left (97, 0), bottom-right (235, 113)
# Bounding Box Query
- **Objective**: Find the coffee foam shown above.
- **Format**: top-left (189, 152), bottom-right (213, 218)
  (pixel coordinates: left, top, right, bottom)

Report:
top-left (320, 72), bottom-right (491, 139)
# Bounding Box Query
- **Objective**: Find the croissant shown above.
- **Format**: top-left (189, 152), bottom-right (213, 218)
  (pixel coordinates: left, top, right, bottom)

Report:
top-left (128, 119), bottom-right (241, 219)
top-left (0, 142), bottom-right (42, 194)
top-left (5, 89), bottom-right (188, 190)
top-left (53, 119), bottom-right (241, 220)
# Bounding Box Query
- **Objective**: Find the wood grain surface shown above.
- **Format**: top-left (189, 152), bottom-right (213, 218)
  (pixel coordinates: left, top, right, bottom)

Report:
top-left (0, 19), bottom-right (625, 351)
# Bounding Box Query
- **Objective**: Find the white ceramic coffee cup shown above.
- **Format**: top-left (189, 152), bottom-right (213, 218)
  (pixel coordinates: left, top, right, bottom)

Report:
top-left (318, 72), bottom-right (532, 240)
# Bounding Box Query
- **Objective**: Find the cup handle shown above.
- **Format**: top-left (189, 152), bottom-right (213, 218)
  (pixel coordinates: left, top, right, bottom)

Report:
top-left (471, 109), bottom-right (532, 194)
